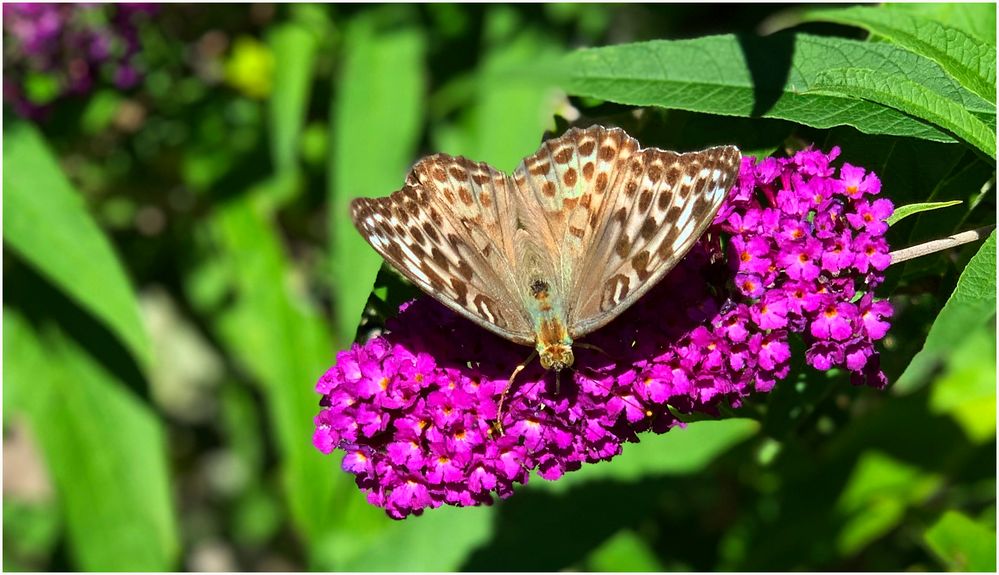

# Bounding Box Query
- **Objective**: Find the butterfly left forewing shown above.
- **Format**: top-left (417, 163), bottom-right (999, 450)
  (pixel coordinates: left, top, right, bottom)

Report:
top-left (351, 154), bottom-right (535, 345)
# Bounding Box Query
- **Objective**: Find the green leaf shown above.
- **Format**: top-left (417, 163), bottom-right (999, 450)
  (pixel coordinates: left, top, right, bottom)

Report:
top-left (887, 200), bottom-right (963, 226)
top-left (268, 21), bottom-right (319, 173)
top-left (894, 3), bottom-right (996, 44)
top-left (585, 529), bottom-right (664, 572)
top-left (924, 510), bottom-right (997, 571)
top-left (324, 506), bottom-right (494, 571)
top-left (555, 33), bottom-right (991, 143)
top-left (531, 419), bottom-right (759, 493)
top-left (799, 6), bottom-right (997, 104)
top-left (329, 13), bottom-right (426, 344)
top-left (433, 6), bottom-right (561, 170)
top-left (206, 195), bottom-right (341, 546)
top-left (3, 310), bottom-right (178, 570)
top-left (808, 67), bottom-right (996, 158)
top-left (3, 120), bottom-right (151, 369)
top-left (835, 451), bottom-right (941, 555)
top-left (895, 230), bottom-right (996, 393)
top-left (928, 325), bottom-right (996, 444)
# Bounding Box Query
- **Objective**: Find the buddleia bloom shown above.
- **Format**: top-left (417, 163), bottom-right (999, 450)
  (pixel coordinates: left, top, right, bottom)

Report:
top-left (314, 146), bottom-right (894, 519)
top-left (3, 4), bottom-right (155, 118)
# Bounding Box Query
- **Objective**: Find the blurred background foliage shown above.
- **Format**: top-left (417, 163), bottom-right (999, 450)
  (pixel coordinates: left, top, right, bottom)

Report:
top-left (3, 3), bottom-right (995, 571)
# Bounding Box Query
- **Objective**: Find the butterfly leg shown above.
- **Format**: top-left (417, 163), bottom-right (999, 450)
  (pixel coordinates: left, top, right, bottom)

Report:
top-left (493, 349), bottom-right (538, 435)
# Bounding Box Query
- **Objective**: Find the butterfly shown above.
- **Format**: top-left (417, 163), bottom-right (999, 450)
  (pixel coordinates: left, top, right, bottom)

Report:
top-left (351, 125), bottom-right (741, 377)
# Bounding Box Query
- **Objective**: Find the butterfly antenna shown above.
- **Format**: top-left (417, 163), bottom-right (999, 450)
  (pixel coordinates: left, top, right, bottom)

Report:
top-left (494, 349), bottom-right (538, 436)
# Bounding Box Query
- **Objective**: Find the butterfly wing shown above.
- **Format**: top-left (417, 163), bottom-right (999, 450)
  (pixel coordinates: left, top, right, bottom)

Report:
top-left (567, 136), bottom-right (741, 336)
top-left (350, 154), bottom-right (535, 345)
top-left (507, 126), bottom-right (635, 316)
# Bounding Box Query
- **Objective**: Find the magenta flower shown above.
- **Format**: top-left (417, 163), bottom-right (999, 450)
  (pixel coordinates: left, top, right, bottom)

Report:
top-left (314, 146), bottom-right (895, 519)
top-left (3, 4), bottom-right (155, 118)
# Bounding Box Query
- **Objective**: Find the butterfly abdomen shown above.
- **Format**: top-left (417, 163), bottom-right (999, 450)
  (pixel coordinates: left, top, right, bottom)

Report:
top-left (528, 278), bottom-right (574, 370)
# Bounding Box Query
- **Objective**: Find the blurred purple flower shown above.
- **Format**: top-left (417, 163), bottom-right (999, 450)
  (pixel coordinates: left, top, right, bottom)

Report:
top-left (2, 3), bottom-right (156, 118)
top-left (314, 146), bottom-right (895, 519)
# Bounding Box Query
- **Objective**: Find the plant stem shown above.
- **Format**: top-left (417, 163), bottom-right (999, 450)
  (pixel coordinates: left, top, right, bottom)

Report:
top-left (889, 225), bottom-right (995, 265)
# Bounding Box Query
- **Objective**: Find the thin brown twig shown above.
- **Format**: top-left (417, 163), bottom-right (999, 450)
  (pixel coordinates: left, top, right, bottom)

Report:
top-left (889, 225), bottom-right (995, 265)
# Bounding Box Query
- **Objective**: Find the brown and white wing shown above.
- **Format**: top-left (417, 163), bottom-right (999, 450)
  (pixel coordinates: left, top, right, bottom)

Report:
top-left (566, 138), bottom-right (742, 337)
top-left (350, 154), bottom-right (535, 345)
top-left (506, 126), bottom-right (638, 312)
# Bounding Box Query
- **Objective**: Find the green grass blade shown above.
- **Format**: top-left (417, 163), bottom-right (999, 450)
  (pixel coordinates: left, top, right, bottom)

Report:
top-left (206, 193), bottom-right (342, 545)
top-left (4, 311), bottom-right (178, 570)
top-left (3, 120), bottom-right (151, 368)
top-left (328, 14), bottom-right (426, 344)
top-left (268, 21), bottom-right (319, 173)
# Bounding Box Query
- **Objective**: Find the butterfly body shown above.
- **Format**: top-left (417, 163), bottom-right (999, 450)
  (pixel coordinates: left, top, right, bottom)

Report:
top-left (350, 126), bottom-right (741, 373)
top-left (527, 278), bottom-right (575, 370)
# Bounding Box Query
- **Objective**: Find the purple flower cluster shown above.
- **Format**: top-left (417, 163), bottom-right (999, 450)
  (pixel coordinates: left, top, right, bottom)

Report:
top-left (314, 147), bottom-right (894, 519)
top-left (3, 4), bottom-right (156, 118)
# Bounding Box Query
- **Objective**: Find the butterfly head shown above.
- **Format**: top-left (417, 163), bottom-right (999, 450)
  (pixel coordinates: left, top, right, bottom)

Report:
top-left (539, 342), bottom-right (574, 371)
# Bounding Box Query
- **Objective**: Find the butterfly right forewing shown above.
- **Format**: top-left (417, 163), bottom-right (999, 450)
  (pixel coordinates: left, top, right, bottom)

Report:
top-left (568, 144), bottom-right (742, 337)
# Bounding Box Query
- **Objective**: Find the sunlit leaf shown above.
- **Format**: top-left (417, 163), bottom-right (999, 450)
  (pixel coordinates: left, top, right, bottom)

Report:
top-left (3, 120), bottom-right (151, 369)
top-left (895, 230), bottom-right (996, 393)
top-left (887, 200), bottom-right (963, 226)
top-left (268, 21), bottom-right (319, 173)
top-left (555, 33), bottom-right (991, 143)
top-left (924, 510), bottom-right (997, 571)
top-left (329, 13), bottom-right (426, 344)
top-left (799, 5), bottom-right (996, 104)
top-left (585, 529), bottom-right (664, 572)
top-left (205, 194), bottom-right (341, 546)
top-left (4, 311), bottom-right (178, 570)
top-left (928, 325), bottom-right (996, 443)
top-left (808, 67), bottom-right (995, 158)
top-left (836, 451), bottom-right (941, 555)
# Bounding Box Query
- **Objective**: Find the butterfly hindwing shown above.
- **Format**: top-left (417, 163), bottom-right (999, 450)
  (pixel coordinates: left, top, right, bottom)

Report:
top-left (350, 154), bottom-right (535, 344)
top-left (509, 126), bottom-right (639, 316)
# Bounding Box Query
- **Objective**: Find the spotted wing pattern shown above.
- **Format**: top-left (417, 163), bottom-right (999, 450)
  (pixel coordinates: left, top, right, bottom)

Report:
top-left (350, 154), bottom-right (535, 344)
top-left (511, 126), bottom-right (741, 337)
top-left (351, 125), bottom-right (742, 346)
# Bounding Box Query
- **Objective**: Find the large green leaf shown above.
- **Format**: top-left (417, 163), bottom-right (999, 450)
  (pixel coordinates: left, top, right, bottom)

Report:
top-left (207, 193), bottom-right (341, 547)
top-left (799, 5), bottom-right (996, 104)
top-left (895, 3), bottom-right (997, 44)
top-left (4, 310), bottom-right (177, 570)
top-left (894, 230), bottom-right (996, 393)
top-left (554, 33), bottom-right (992, 143)
top-left (268, 20), bottom-right (319, 173)
top-left (808, 67), bottom-right (995, 157)
top-left (329, 13), bottom-right (426, 344)
top-left (924, 510), bottom-right (997, 571)
top-left (2, 120), bottom-right (151, 368)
